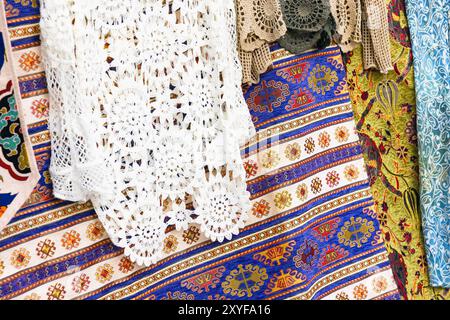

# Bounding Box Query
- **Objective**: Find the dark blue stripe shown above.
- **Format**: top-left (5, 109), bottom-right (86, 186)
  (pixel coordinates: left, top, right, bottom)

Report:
top-left (253, 97), bottom-right (352, 132)
top-left (27, 122), bottom-right (48, 136)
top-left (11, 36), bottom-right (40, 49)
top-left (19, 76), bottom-right (47, 96)
top-left (267, 101), bottom-right (350, 132)
top-left (7, 19), bottom-right (41, 28)
top-left (31, 141), bottom-right (51, 151)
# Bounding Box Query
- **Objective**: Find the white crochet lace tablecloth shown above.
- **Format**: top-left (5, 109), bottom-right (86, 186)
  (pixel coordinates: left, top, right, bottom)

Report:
top-left (40, 0), bottom-right (255, 266)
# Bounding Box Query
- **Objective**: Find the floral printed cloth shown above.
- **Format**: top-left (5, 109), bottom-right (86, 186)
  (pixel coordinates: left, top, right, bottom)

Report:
top-left (405, 0), bottom-right (450, 288)
top-left (345, 0), bottom-right (450, 298)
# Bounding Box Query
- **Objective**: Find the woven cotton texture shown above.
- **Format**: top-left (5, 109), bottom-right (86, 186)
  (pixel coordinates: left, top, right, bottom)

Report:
top-left (237, 0), bottom-right (286, 84)
top-left (40, 0), bottom-right (255, 266)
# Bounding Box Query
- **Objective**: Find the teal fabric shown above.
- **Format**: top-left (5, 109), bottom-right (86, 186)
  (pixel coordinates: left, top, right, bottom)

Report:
top-left (406, 0), bottom-right (450, 287)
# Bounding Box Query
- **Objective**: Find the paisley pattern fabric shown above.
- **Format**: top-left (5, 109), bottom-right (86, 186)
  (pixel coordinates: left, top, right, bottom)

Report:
top-left (0, 0), bottom-right (401, 298)
top-left (0, 8), bottom-right (39, 230)
top-left (345, 0), bottom-right (450, 298)
top-left (405, 0), bottom-right (450, 288)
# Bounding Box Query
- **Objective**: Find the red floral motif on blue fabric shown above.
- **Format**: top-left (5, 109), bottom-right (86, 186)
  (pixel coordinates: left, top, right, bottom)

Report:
top-left (311, 218), bottom-right (341, 241)
top-left (319, 244), bottom-right (349, 267)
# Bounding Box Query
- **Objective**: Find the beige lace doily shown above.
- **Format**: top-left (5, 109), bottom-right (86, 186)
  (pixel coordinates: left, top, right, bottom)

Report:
top-left (361, 0), bottom-right (393, 73)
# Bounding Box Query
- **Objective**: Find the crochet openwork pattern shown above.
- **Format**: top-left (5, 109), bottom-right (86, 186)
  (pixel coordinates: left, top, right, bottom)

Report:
top-left (361, 0), bottom-right (393, 73)
top-left (330, 0), bottom-right (362, 52)
top-left (278, 18), bottom-right (336, 54)
top-left (40, 0), bottom-right (255, 266)
top-left (237, 0), bottom-right (286, 84)
top-left (281, 0), bottom-right (330, 31)
top-left (278, 0), bottom-right (335, 54)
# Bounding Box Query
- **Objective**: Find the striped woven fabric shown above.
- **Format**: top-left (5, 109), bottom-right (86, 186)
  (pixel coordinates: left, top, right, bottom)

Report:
top-left (0, 0), bottom-right (400, 300)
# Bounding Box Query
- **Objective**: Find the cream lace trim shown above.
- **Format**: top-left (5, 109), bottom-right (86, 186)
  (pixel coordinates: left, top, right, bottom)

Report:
top-left (330, 0), bottom-right (362, 52)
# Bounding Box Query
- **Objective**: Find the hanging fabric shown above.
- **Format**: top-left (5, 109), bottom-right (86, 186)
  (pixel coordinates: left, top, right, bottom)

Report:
top-left (236, 0), bottom-right (287, 85)
top-left (330, 0), bottom-right (393, 74)
top-left (405, 0), bottom-right (450, 288)
top-left (40, 0), bottom-right (255, 266)
top-left (329, 0), bottom-right (363, 52)
top-left (0, 0), bottom-right (401, 300)
top-left (277, 0), bottom-right (336, 54)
